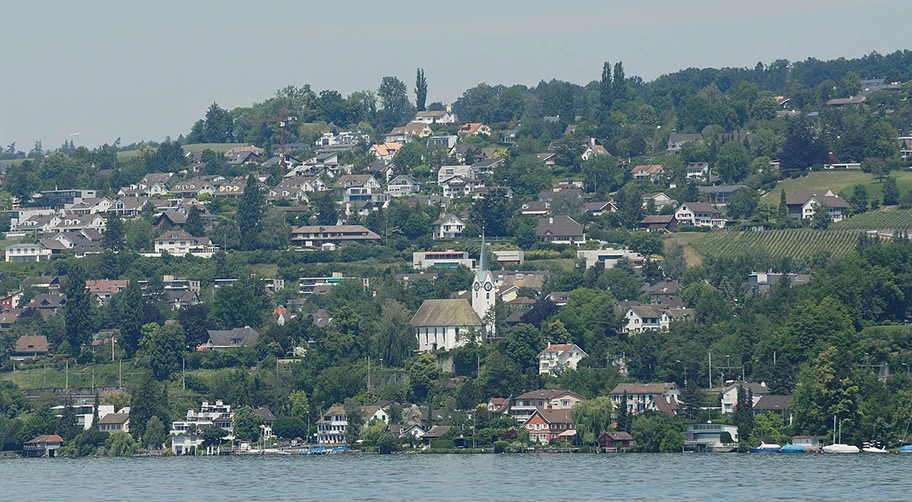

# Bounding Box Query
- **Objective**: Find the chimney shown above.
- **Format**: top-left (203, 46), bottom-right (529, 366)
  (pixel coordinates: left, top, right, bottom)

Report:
top-left (549, 217), bottom-right (554, 225)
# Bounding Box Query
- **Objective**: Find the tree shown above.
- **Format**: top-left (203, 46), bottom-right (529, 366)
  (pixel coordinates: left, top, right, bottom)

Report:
top-left (497, 324), bottom-right (546, 373)
top-left (599, 61), bottom-right (613, 116)
top-left (343, 399), bottom-right (364, 444)
top-left (570, 396), bottom-right (614, 445)
top-left (415, 68), bottom-right (428, 112)
top-left (56, 395), bottom-right (80, 441)
top-left (312, 191), bottom-right (338, 226)
top-left (117, 280), bottom-right (145, 357)
top-left (848, 184), bottom-right (869, 215)
top-left (582, 153), bottom-right (621, 196)
top-left (103, 212), bottom-right (125, 251)
top-left (378, 76), bottom-right (414, 128)
top-left (615, 391), bottom-right (629, 432)
top-left (185, 206), bottom-right (205, 237)
top-left (234, 406), bottom-right (265, 442)
top-left (733, 385), bottom-right (755, 451)
top-left (612, 62), bottom-right (626, 104)
top-left (373, 300), bottom-right (416, 368)
top-left (201, 425), bottom-right (228, 449)
top-left (715, 141), bottom-right (751, 183)
top-left (631, 412), bottom-right (684, 452)
top-left (143, 416), bottom-right (167, 450)
top-left (663, 242), bottom-right (687, 280)
top-left (64, 262), bottom-right (95, 352)
top-left (726, 189), bottom-right (760, 220)
top-left (780, 128), bottom-right (828, 175)
top-left (777, 190), bottom-right (789, 223)
top-left (470, 188), bottom-right (513, 237)
top-left (106, 431), bottom-right (136, 456)
top-left (810, 202), bottom-right (832, 229)
top-left (237, 174), bottom-right (264, 248)
top-left (273, 416), bottom-right (307, 440)
top-left (177, 304), bottom-right (210, 349)
top-left (408, 353), bottom-right (440, 402)
top-left (209, 278), bottom-right (267, 329)
top-left (203, 103), bottom-right (234, 143)
top-left (882, 177), bottom-right (900, 206)
top-left (138, 323), bottom-right (185, 381)
top-left (377, 432), bottom-right (400, 454)
top-left (129, 374), bottom-right (165, 441)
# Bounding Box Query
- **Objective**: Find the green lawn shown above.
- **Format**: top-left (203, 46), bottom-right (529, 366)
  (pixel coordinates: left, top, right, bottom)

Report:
top-left (762, 170), bottom-right (912, 203)
top-left (116, 143), bottom-right (248, 161)
top-left (4, 360), bottom-right (146, 390)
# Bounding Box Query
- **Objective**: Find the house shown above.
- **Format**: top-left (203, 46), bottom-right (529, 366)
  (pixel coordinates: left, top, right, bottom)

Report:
top-left (686, 162), bottom-right (710, 180)
top-left (675, 203), bottom-right (726, 228)
top-left (622, 304), bottom-right (693, 334)
top-left (412, 250), bottom-right (474, 269)
top-left (487, 398), bottom-right (510, 415)
top-left (427, 135), bottom-right (458, 149)
top-left (385, 122), bottom-right (434, 143)
top-left (577, 248), bottom-right (644, 270)
top-left (667, 133), bottom-right (703, 155)
top-left (22, 434), bottom-right (65, 457)
top-left (753, 395), bottom-right (794, 425)
top-left (27, 294), bottom-right (67, 318)
top-left (520, 201), bottom-right (551, 216)
top-left (171, 400), bottom-right (234, 455)
top-left (11, 335), bottom-right (49, 359)
top-left (97, 412), bottom-right (130, 433)
top-left (170, 178), bottom-right (218, 198)
top-left (536, 216), bottom-right (585, 245)
top-left (431, 214), bottom-right (466, 239)
top-left (611, 383), bottom-right (681, 417)
top-left (698, 185), bottom-right (749, 203)
top-left (641, 281), bottom-right (681, 306)
top-left (511, 389), bottom-right (585, 423)
top-left (537, 343), bottom-right (588, 375)
top-left (684, 423), bottom-right (739, 452)
top-left (85, 280), bottom-right (129, 303)
top-left (70, 197), bottom-right (113, 215)
top-left (583, 201), bottom-right (615, 216)
top-left (153, 211), bottom-right (187, 230)
top-left (747, 272), bottom-right (812, 295)
top-left (502, 125), bottom-right (521, 143)
top-left (213, 177), bottom-right (248, 199)
top-left (413, 110), bottom-right (457, 124)
top-left (458, 122), bottom-right (491, 136)
top-left (720, 382), bottom-right (771, 414)
top-left (785, 190), bottom-right (849, 221)
top-left (581, 138), bottom-right (610, 160)
top-left (5, 243), bottom-right (51, 263)
top-left (538, 188), bottom-right (582, 202)
top-left (440, 175), bottom-right (484, 198)
top-left (437, 165), bottom-right (474, 185)
top-left (314, 130), bottom-right (369, 147)
top-left (316, 406), bottom-right (348, 445)
top-left (154, 231), bottom-right (214, 255)
top-left (291, 225), bottom-right (381, 247)
top-left (368, 142), bottom-right (401, 162)
top-left (598, 431), bottom-right (634, 452)
top-left (792, 435), bottom-right (824, 452)
top-left (334, 174), bottom-right (385, 203)
top-left (0, 312), bottom-right (19, 331)
top-left (421, 425), bottom-right (453, 445)
top-left (411, 299), bottom-right (483, 352)
top-left (36, 189), bottom-right (97, 209)
top-left (631, 164), bottom-right (665, 182)
top-left (524, 409), bottom-right (575, 444)
top-left (470, 157), bottom-right (503, 176)
top-left (204, 327), bottom-right (259, 351)
top-left (638, 215), bottom-right (678, 233)
top-left (386, 175), bottom-right (421, 197)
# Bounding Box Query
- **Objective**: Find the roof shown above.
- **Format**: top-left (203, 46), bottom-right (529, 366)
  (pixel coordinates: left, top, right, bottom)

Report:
top-left (680, 202), bottom-right (720, 214)
top-left (530, 409), bottom-right (573, 424)
top-left (253, 407), bottom-right (277, 422)
top-left (538, 343), bottom-right (587, 358)
top-left (14, 335), bottom-right (48, 353)
top-left (640, 215), bottom-right (675, 224)
top-left (410, 299), bottom-right (482, 328)
top-left (26, 434), bottom-right (64, 444)
top-left (698, 185), bottom-right (748, 195)
top-left (515, 389), bottom-right (584, 401)
top-left (724, 382), bottom-right (770, 395)
top-left (98, 412), bottom-right (130, 425)
top-left (85, 280), bottom-right (129, 294)
top-left (599, 431), bottom-right (634, 441)
top-left (632, 164), bottom-right (664, 175)
top-left (785, 190), bottom-right (836, 205)
top-left (642, 281), bottom-right (679, 296)
top-left (753, 395), bottom-right (793, 411)
top-left (422, 425), bottom-right (452, 439)
top-left (654, 395), bottom-right (680, 417)
top-left (611, 383), bottom-right (677, 395)
top-left (536, 216), bottom-right (583, 238)
top-left (207, 327), bottom-right (259, 347)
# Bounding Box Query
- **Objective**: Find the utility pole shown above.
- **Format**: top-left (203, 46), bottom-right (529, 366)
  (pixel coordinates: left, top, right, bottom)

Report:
top-left (708, 352), bottom-right (712, 389)
top-left (65, 359), bottom-right (69, 390)
top-left (182, 357), bottom-right (186, 391)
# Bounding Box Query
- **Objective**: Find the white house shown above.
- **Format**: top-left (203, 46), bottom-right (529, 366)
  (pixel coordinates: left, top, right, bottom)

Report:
top-left (577, 248), bottom-right (645, 270)
top-left (611, 383), bottom-right (681, 416)
top-left (412, 250), bottom-right (474, 270)
top-left (413, 110), bottom-right (457, 124)
top-left (431, 214), bottom-right (466, 239)
top-left (437, 165), bottom-right (474, 185)
top-left (720, 382), bottom-right (771, 414)
top-left (623, 305), bottom-right (694, 334)
top-left (511, 389), bottom-right (585, 423)
top-left (538, 343), bottom-right (588, 375)
top-left (386, 175), bottom-right (421, 197)
top-left (675, 202), bottom-right (726, 228)
top-left (334, 174), bottom-right (386, 203)
top-left (154, 231), bottom-right (214, 255)
top-left (685, 162), bottom-right (710, 180)
top-left (440, 176), bottom-right (484, 198)
top-left (785, 190), bottom-right (850, 222)
top-left (5, 243), bottom-right (51, 263)
top-left (170, 400), bottom-right (234, 455)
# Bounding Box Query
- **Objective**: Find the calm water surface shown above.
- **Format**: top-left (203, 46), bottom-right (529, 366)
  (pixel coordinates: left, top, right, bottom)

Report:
top-left (1, 453), bottom-right (911, 501)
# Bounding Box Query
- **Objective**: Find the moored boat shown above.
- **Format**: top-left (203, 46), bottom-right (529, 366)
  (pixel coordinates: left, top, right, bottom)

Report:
top-left (780, 443), bottom-right (805, 453)
top-left (750, 443), bottom-right (782, 453)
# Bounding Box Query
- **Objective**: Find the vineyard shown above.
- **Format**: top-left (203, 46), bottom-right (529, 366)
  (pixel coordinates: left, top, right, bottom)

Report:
top-left (834, 210), bottom-right (912, 230)
top-left (686, 229), bottom-right (861, 260)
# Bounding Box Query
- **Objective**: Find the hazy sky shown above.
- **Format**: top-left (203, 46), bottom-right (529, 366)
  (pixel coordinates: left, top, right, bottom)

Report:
top-left (2, 0), bottom-right (910, 149)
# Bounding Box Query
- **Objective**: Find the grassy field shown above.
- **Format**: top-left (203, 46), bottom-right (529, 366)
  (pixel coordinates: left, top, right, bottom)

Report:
top-left (762, 171), bottom-right (912, 203)
top-left (676, 228), bottom-right (861, 261)
top-left (115, 142), bottom-right (248, 161)
top-left (833, 208), bottom-right (912, 230)
top-left (4, 361), bottom-right (146, 390)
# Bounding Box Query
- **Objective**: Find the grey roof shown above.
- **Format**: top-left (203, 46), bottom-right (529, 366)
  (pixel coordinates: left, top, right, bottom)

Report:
top-left (410, 299), bottom-right (482, 328)
top-left (515, 389), bottom-right (584, 401)
top-left (680, 202), bottom-right (720, 214)
top-left (207, 327), bottom-right (259, 347)
top-left (698, 185), bottom-right (748, 195)
top-left (611, 383), bottom-right (677, 395)
top-left (98, 412), bottom-right (130, 425)
top-left (536, 215), bottom-right (583, 238)
top-left (753, 395), bottom-right (793, 411)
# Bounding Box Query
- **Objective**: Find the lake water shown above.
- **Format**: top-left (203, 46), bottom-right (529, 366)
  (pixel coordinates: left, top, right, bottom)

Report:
top-left (1, 453), bottom-right (911, 501)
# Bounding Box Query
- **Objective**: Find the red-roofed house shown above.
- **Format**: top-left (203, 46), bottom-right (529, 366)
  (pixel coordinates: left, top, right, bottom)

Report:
top-left (537, 343), bottom-right (588, 375)
top-left (457, 123), bottom-right (491, 137)
top-left (85, 280), bottom-right (129, 302)
top-left (631, 164), bottom-right (664, 182)
top-left (12, 335), bottom-right (49, 359)
top-left (524, 409), bottom-right (575, 444)
top-left (23, 434), bottom-right (65, 457)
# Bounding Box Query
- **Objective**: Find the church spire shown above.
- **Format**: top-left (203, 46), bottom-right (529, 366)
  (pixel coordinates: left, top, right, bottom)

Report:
top-left (477, 230), bottom-right (487, 281)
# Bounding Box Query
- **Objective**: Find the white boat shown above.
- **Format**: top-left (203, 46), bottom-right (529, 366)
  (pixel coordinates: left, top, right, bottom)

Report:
top-left (823, 416), bottom-right (860, 454)
top-left (824, 443), bottom-right (860, 454)
top-left (862, 446), bottom-right (888, 453)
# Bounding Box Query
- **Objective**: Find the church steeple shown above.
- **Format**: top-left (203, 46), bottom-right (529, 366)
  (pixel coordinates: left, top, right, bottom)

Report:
top-left (476, 231), bottom-right (488, 281)
top-left (472, 230), bottom-right (496, 338)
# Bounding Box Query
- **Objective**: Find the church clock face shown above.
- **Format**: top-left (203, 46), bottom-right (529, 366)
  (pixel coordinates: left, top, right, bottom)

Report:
top-left (484, 282), bottom-right (493, 291)
top-left (474, 283), bottom-right (480, 291)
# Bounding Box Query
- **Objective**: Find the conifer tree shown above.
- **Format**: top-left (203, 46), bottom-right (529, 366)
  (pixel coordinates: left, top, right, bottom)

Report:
top-left (415, 68), bottom-right (428, 112)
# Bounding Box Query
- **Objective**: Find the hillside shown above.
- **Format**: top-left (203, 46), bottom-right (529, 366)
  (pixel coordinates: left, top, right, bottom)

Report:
top-left (674, 228), bottom-right (861, 261)
top-left (761, 171), bottom-right (912, 203)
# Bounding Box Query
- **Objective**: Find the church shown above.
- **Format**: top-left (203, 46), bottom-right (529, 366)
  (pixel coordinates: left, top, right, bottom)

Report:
top-left (410, 236), bottom-right (496, 352)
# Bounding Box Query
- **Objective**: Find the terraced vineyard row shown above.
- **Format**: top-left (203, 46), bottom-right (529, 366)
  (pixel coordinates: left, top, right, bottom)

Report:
top-left (834, 210), bottom-right (912, 230)
top-left (687, 229), bottom-right (861, 260)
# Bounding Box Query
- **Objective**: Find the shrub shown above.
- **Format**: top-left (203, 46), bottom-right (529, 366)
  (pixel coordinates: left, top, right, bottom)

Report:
top-left (493, 440), bottom-right (510, 453)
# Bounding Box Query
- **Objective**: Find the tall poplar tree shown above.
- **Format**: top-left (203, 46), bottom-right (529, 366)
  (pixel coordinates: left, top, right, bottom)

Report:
top-left (612, 61), bottom-right (626, 104)
top-left (118, 280), bottom-right (145, 358)
top-left (599, 61), bottom-right (613, 114)
top-left (64, 262), bottom-right (95, 353)
top-left (415, 68), bottom-right (428, 112)
top-left (237, 174), bottom-right (264, 249)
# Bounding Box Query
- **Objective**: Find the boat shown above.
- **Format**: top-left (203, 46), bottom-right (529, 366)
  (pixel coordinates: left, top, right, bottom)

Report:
top-left (898, 445), bottom-right (912, 453)
top-left (780, 443), bottom-right (806, 453)
top-left (823, 416), bottom-right (860, 454)
top-left (750, 443), bottom-right (782, 453)
top-left (862, 446), bottom-right (888, 453)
